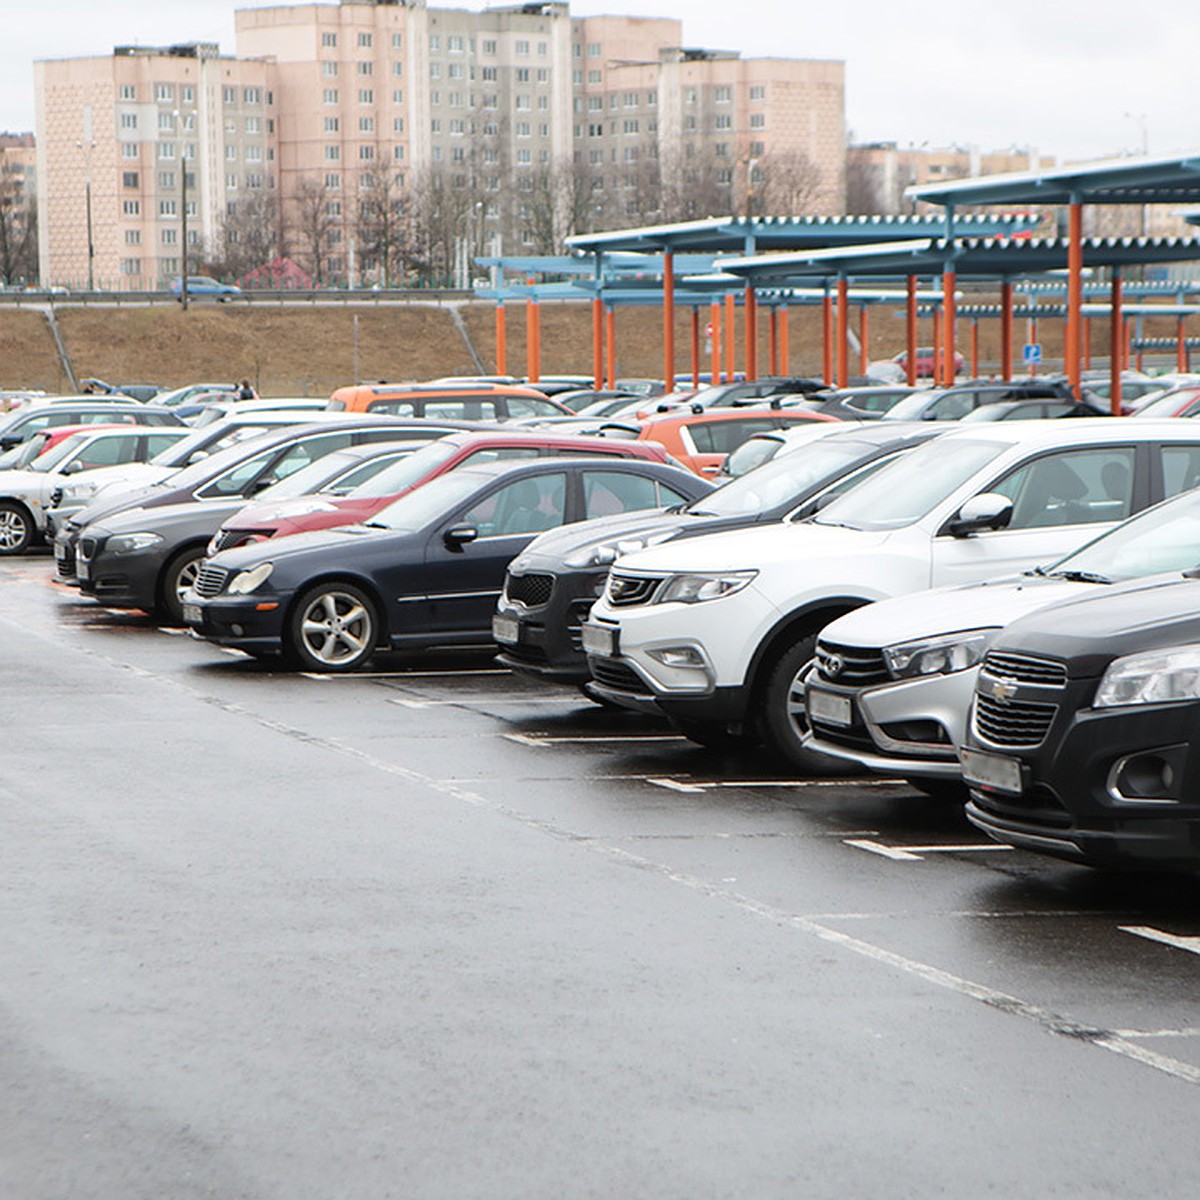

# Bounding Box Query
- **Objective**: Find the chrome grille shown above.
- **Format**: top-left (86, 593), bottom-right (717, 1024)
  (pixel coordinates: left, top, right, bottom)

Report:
top-left (211, 529), bottom-right (264, 553)
top-left (814, 640), bottom-right (889, 686)
top-left (505, 572), bottom-right (554, 608)
top-left (194, 564), bottom-right (230, 598)
top-left (981, 651), bottom-right (1067, 686)
top-left (606, 573), bottom-right (659, 607)
top-left (973, 695), bottom-right (1057, 748)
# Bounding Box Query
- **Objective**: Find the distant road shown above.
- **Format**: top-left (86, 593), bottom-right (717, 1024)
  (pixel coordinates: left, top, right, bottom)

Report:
top-left (0, 288), bottom-right (477, 308)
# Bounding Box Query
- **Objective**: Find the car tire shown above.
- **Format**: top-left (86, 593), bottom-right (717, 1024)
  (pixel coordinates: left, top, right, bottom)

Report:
top-left (761, 632), bottom-right (857, 775)
top-left (159, 546), bottom-right (206, 624)
top-left (287, 582), bottom-right (378, 673)
top-left (0, 501), bottom-right (34, 556)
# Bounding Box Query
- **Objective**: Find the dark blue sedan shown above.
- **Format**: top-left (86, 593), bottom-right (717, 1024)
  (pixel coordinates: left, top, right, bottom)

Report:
top-left (182, 457), bottom-right (710, 671)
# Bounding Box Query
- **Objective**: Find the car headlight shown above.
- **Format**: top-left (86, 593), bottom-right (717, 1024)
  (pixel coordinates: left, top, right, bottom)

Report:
top-left (883, 629), bottom-right (998, 679)
top-left (107, 532), bottom-right (163, 555)
top-left (564, 531), bottom-right (674, 569)
top-left (656, 570), bottom-right (757, 605)
top-left (227, 562), bottom-right (275, 595)
top-left (1095, 645), bottom-right (1200, 708)
top-left (64, 479), bottom-right (100, 500)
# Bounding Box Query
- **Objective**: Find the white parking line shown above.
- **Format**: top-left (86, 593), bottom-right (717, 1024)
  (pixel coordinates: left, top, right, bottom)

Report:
top-left (504, 732), bottom-right (685, 746)
top-left (1120, 926), bottom-right (1200, 955)
top-left (1113, 1027), bottom-right (1200, 1040)
top-left (845, 838), bottom-right (1014, 862)
top-left (303, 668), bottom-right (509, 681)
top-left (387, 696), bottom-right (569, 709)
top-left (646, 777), bottom-right (906, 794)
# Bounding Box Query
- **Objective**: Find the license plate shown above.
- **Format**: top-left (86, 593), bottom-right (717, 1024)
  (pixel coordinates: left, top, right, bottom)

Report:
top-left (960, 747), bottom-right (1023, 795)
top-left (182, 603), bottom-right (202, 625)
top-left (807, 687), bottom-right (853, 727)
top-left (581, 622), bottom-right (617, 657)
top-left (54, 542), bottom-right (66, 562)
top-left (492, 615), bottom-right (519, 645)
top-left (76, 559), bottom-right (90, 582)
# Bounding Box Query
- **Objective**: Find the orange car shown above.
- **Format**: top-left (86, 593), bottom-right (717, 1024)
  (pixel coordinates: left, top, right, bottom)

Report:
top-left (327, 381), bottom-right (572, 421)
top-left (596, 407), bottom-right (838, 477)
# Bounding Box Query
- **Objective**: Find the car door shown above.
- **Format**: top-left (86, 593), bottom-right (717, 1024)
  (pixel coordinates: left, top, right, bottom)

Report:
top-left (426, 471), bottom-right (569, 636)
top-left (928, 443), bottom-right (1141, 588)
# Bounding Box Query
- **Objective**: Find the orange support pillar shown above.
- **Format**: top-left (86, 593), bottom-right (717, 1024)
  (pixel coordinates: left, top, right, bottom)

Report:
top-left (1083, 317), bottom-right (1092, 370)
top-left (932, 307), bottom-right (942, 384)
top-left (710, 301), bottom-right (722, 384)
top-left (605, 306), bottom-right (616, 395)
top-left (768, 307), bottom-right (779, 376)
top-left (822, 290), bottom-right (834, 386)
top-left (942, 269), bottom-right (957, 385)
top-left (495, 302), bottom-right (507, 376)
top-left (836, 276), bottom-right (849, 387)
top-left (592, 297), bottom-right (603, 389)
top-left (1000, 281), bottom-right (1014, 381)
top-left (905, 275), bottom-right (918, 386)
top-left (1066, 200), bottom-right (1083, 397)
top-left (1179, 317), bottom-right (1189, 373)
top-left (970, 319), bottom-right (979, 378)
top-left (1110, 271), bottom-right (1123, 414)
top-left (858, 306), bottom-right (870, 375)
top-left (690, 307), bottom-right (700, 388)
top-left (662, 249), bottom-right (676, 391)
top-left (779, 305), bottom-right (790, 376)
top-left (724, 293), bottom-right (736, 383)
top-left (525, 297), bottom-right (540, 383)
top-left (745, 284), bottom-right (759, 381)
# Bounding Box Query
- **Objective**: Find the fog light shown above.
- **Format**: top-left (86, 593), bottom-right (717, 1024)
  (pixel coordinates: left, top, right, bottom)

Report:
top-left (648, 645), bottom-right (705, 668)
top-left (231, 623), bottom-right (245, 636)
top-left (1108, 750), bottom-right (1185, 804)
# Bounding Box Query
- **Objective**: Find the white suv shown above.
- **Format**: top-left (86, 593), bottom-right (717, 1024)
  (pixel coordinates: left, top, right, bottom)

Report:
top-left (581, 420), bottom-right (1200, 766)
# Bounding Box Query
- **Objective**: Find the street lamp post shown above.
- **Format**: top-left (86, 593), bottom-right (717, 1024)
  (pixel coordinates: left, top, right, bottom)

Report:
top-left (174, 110), bottom-right (189, 311)
top-left (76, 137), bottom-right (97, 291)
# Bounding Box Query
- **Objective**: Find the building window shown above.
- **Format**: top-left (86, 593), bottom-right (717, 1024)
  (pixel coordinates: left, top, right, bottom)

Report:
top-left (430, 64), bottom-right (441, 79)
top-left (750, 140), bottom-right (765, 156)
top-left (154, 83), bottom-right (173, 102)
top-left (587, 70), bottom-right (601, 84)
top-left (359, 116), bottom-right (375, 132)
top-left (122, 143), bottom-right (138, 160)
top-left (392, 90), bottom-right (404, 104)
top-left (587, 42), bottom-right (600, 57)
top-left (431, 118), bottom-right (441, 133)
top-left (324, 116), bottom-right (340, 132)
top-left (322, 31), bottom-right (337, 48)
top-left (226, 173), bottom-right (238, 189)
top-left (245, 116), bottom-right (261, 134)
top-left (123, 198), bottom-right (140, 214)
top-left (715, 114), bottom-right (732, 130)
top-left (392, 116), bottom-right (404, 132)
top-left (358, 32), bottom-right (372, 47)
top-left (750, 113), bottom-right (765, 129)
top-left (246, 173), bottom-right (263, 188)
top-left (359, 89), bottom-right (374, 104)
top-left (119, 84), bottom-right (136, 101)
top-left (516, 149), bottom-right (531, 164)
top-left (448, 92), bottom-right (463, 108)
top-left (158, 142), bottom-right (176, 160)
top-left (325, 172), bottom-right (340, 189)
top-left (482, 66), bottom-right (497, 81)
top-left (391, 33), bottom-right (403, 49)
top-left (120, 112), bottom-right (138, 130)
top-left (158, 199), bottom-right (177, 217)
top-left (623, 119), bottom-right (638, 133)
top-left (516, 95), bottom-right (530, 110)
top-left (225, 144), bottom-right (237, 161)
top-left (538, 41), bottom-right (548, 56)
top-left (157, 112), bottom-right (173, 132)
top-left (124, 229), bottom-right (140, 245)
top-left (357, 61), bottom-right (373, 76)
top-left (162, 227), bottom-right (178, 245)
top-left (429, 34), bottom-right (440, 50)
top-left (537, 68), bottom-right (548, 83)
top-left (325, 145), bottom-right (340, 160)
top-left (448, 35), bottom-right (464, 52)
top-left (359, 144), bottom-right (374, 160)
top-left (715, 143), bottom-right (729, 157)
top-left (516, 121), bottom-right (530, 137)
top-left (246, 145), bottom-right (263, 162)
top-left (572, 69), bottom-right (582, 85)
top-left (244, 87), bottom-right (261, 105)
top-left (714, 85), bottom-right (732, 103)
top-left (392, 61), bottom-right (403, 77)
top-left (326, 200), bottom-right (341, 217)
top-left (750, 84), bottom-right (765, 100)
top-left (393, 144), bottom-right (404, 160)
top-left (322, 62), bottom-right (338, 78)
top-left (450, 119), bottom-right (465, 134)
top-left (158, 171), bottom-right (176, 188)
top-left (517, 68), bottom-right (530, 82)
top-left (323, 88), bottom-right (339, 105)
top-left (515, 39), bottom-right (530, 56)
top-left (120, 258), bottom-right (141, 275)
top-left (482, 38), bottom-right (497, 54)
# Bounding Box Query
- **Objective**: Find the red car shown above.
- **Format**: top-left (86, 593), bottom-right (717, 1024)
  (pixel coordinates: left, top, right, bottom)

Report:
top-left (210, 430), bottom-right (677, 551)
top-left (893, 347), bottom-right (965, 379)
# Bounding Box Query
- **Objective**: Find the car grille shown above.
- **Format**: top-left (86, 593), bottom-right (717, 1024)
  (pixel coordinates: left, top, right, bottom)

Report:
top-left (56, 544), bottom-right (76, 578)
top-left (981, 651), bottom-right (1068, 686)
top-left (814, 639), bottom-right (890, 686)
top-left (210, 529), bottom-right (267, 553)
top-left (194, 564), bottom-right (231, 598)
top-left (606, 572), bottom-right (659, 606)
top-left (505, 571), bottom-right (555, 608)
top-left (973, 694), bottom-right (1058, 748)
top-left (589, 657), bottom-right (652, 695)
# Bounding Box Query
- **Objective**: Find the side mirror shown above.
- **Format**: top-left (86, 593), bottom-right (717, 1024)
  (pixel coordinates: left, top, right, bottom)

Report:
top-left (61, 460), bottom-right (84, 475)
top-left (187, 450), bottom-right (211, 464)
top-left (946, 492), bottom-right (1013, 537)
top-left (443, 524), bottom-right (478, 549)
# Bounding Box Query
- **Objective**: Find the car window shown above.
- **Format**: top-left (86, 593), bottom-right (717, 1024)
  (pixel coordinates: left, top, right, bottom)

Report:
top-left (988, 446), bottom-right (1135, 529)
top-left (146, 433), bottom-right (186, 456)
top-left (425, 399), bottom-right (501, 420)
top-left (73, 435), bottom-right (138, 468)
top-left (261, 433), bottom-right (355, 485)
top-left (505, 397), bottom-right (565, 418)
top-left (197, 450), bottom-right (278, 498)
top-left (324, 452), bottom-right (412, 495)
top-left (790, 455), bottom-right (897, 518)
top-left (685, 418), bottom-right (779, 455)
top-left (463, 446), bottom-right (541, 465)
top-left (460, 472), bottom-right (567, 536)
top-left (582, 470), bottom-right (664, 517)
top-left (1160, 445), bottom-right (1200, 498)
top-left (368, 399), bottom-right (417, 417)
top-left (928, 392), bottom-right (975, 420)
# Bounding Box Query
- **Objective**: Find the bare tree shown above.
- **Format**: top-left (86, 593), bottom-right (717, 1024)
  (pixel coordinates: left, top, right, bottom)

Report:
top-left (292, 176), bottom-right (337, 285)
top-left (213, 193), bottom-right (283, 281)
top-left (355, 163), bottom-right (413, 287)
top-left (844, 146), bottom-right (888, 215)
top-left (0, 154), bottom-right (37, 286)
top-left (753, 150), bottom-right (825, 216)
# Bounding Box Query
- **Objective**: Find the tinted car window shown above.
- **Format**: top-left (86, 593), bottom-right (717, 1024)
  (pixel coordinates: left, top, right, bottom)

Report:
top-left (74, 435), bottom-right (138, 468)
top-left (464, 446), bottom-right (541, 465)
top-left (928, 391), bottom-right (976, 420)
top-left (461, 473), bottom-right (567, 536)
top-left (424, 399), bottom-right (501, 420)
top-left (583, 470), bottom-right (663, 517)
top-left (1160, 445), bottom-right (1200, 497)
top-left (505, 397), bottom-right (567, 418)
top-left (990, 446), bottom-right (1135, 529)
top-left (685, 418), bottom-right (778, 455)
top-left (262, 433), bottom-right (355, 486)
top-left (326, 452), bottom-right (412, 494)
top-left (196, 450), bottom-right (278, 499)
top-left (146, 432), bottom-right (187, 456)
top-left (368, 399), bottom-right (417, 417)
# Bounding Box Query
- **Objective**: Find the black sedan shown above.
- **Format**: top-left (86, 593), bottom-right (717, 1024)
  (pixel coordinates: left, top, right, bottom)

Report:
top-left (493, 423), bottom-right (943, 685)
top-left (182, 457), bottom-right (708, 671)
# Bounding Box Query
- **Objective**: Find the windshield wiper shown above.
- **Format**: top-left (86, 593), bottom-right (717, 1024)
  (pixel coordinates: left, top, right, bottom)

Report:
top-left (1023, 564), bottom-right (1048, 577)
top-left (1049, 569), bottom-right (1112, 585)
top-left (362, 521), bottom-right (392, 530)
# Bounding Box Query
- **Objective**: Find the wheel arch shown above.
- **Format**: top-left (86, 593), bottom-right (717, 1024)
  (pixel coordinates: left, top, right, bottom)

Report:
top-left (155, 537), bottom-right (216, 609)
top-left (283, 571), bottom-right (391, 649)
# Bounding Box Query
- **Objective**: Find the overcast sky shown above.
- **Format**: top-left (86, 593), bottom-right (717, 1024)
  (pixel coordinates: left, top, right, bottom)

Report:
top-left (6, 0), bottom-right (1198, 163)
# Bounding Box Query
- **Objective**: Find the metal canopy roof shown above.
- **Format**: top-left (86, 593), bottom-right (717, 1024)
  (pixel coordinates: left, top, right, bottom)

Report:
top-left (907, 152), bottom-right (1200, 207)
top-left (564, 212), bottom-right (1039, 255)
top-left (713, 236), bottom-right (1200, 282)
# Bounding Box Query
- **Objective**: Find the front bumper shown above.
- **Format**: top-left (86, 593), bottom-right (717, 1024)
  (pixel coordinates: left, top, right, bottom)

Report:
top-left (76, 539), bottom-right (164, 611)
top-left (182, 589), bottom-right (290, 652)
top-left (965, 695), bottom-right (1200, 869)
top-left (493, 567), bottom-right (605, 682)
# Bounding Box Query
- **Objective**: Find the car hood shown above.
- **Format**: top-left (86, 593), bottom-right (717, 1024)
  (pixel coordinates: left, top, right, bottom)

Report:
top-left (70, 462), bottom-right (174, 495)
top-left (208, 523), bottom-right (410, 573)
top-left (0, 467), bottom-right (55, 494)
top-left (227, 495), bottom-right (344, 526)
top-left (993, 575), bottom-right (1200, 677)
top-left (612, 519), bottom-right (894, 575)
top-left (818, 574), bottom-right (1110, 649)
top-left (509, 508), bottom-right (692, 568)
top-left (92, 498), bottom-right (248, 537)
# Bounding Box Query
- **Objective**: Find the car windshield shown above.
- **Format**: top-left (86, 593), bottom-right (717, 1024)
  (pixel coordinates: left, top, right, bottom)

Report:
top-left (8, 435), bottom-right (52, 469)
top-left (692, 439), bottom-right (870, 517)
top-left (348, 438), bottom-right (460, 498)
top-left (883, 389), bottom-right (948, 420)
top-left (29, 433), bottom-right (92, 473)
top-left (253, 450), bottom-right (368, 501)
top-left (156, 430), bottom-right (287, 490)
top-left (1040, 487), bottom-right (1200, 582)
top-left (813, 438), bottom-right (1004, 531)
top-left (1135, 388), bottom-right (1200, 418)
top-left (367, 468), bottom-right (488, 532)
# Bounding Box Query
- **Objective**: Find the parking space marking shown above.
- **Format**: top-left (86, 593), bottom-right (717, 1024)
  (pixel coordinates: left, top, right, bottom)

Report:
top-left (845, 838), bottom-right (1014, 862)
top-left (1114, 1027), bottom-right (1200, 1040)
top-left (1120, 926), bottom-right (1200, 956)
top-left (646, 777), bottom-right (906, 794)
top-left (504, 732), bottom-right (686, 746)
top-left (302, 668), bottom-right (509, 681)
top-left (387, 696), bottom-right (577, 709)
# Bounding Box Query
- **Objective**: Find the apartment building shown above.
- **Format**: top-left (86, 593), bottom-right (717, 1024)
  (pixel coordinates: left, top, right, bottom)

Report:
top-left (0, 132), bottom-right (37, 201)
top-left (34, 43), bottom-right (277, 288)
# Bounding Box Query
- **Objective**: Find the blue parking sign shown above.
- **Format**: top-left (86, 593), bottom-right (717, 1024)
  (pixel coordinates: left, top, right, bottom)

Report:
top-left (1022, 343), bottom-right (1042, 365)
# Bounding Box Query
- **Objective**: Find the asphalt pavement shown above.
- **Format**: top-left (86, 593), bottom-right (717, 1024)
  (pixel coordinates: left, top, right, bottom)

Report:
top-left (2, 555), bottom-right (1200, 1199)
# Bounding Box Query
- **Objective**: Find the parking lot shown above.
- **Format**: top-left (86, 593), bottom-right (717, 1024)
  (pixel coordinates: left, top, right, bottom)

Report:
top-left (4, 552), bottom-right (1200, 1197)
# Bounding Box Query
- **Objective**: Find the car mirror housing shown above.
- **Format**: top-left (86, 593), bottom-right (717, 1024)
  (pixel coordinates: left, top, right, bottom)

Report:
top-left (443, 524), bottom-right (478, 549)
top-left (60, 459), bottom-right (84, 475)
top-left (946, 492), bottom-right (1013, 537)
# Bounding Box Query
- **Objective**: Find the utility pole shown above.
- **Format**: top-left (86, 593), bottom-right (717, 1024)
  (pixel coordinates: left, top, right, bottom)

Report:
top-left (76, 116), bottom-right (97, 291)
top-left (174, 110), bottom-right (189, 311)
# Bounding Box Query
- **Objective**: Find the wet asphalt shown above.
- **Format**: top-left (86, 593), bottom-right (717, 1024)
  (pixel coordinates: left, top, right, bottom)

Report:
top-left (2, 554), bottom-right (1200, 1199)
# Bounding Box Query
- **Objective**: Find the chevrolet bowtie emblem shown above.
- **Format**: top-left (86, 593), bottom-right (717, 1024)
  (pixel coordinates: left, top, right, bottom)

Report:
top-left (985, 675), bottom-right (1019, 703)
